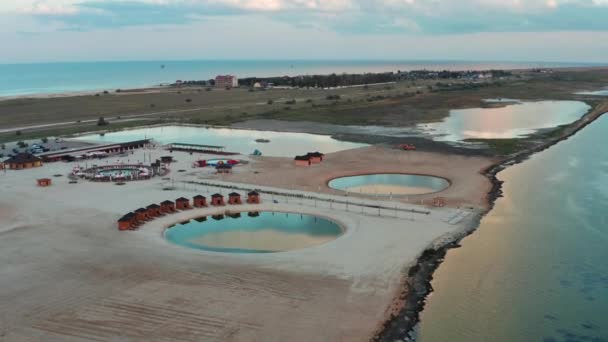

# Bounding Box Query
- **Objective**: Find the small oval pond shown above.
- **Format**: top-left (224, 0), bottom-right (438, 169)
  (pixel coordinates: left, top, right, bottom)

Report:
top-left (328, 174), bottom-right (449, 196)
top-left (164, 212), bottom-right (343, 253)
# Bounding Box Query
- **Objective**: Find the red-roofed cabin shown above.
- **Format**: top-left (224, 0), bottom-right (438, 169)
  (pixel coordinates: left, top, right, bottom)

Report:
top-left (147, 204), bottom-right (162, 217)
top-left (294, 155), bottom-right (311, 166)
top-left (193, 195), bottom-right (207, 208)
top-left (247, 191), bottom-right (261, 204)
top-left (228, 192), bottom-right (242, 205)
top-left (134, 208), bottom-right (150, 221)
top-left (176, 197), bottom-right (191, 210)
top-left (37, 178), bottom-right (52, 187)
top-left (211, 193), bottom-right (225, 206)
top-left (160, 200), bottom-right (176, 213)
top-left (307, 152), bottom-right (324, 163)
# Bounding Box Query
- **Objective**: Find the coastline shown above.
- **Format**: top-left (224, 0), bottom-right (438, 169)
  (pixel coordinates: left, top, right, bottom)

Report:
top-left (373, 100), bottom-right (608, 341)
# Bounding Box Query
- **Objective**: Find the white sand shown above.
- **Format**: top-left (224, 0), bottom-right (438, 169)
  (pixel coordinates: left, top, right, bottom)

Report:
top-left (0, 146), bottom-right (481, 341)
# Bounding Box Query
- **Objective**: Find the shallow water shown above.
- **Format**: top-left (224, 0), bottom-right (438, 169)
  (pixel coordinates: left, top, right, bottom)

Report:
top-left (420, 101), bottom-right (590, 141)
top-left (74, 125), bottom-right (367, 157)
top-left (164, 212), bottom-right (342, 253)
top-left (416, 116), bottom-right (608, 341)
top-left (577, 89), bottom-right (608, 96)
top-left (328, 174), bottom-right (449, 196)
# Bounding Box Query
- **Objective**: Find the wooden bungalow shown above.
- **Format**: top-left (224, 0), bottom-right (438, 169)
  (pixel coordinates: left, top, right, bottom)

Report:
top-left (37, 178), bottom-right (52, 187)
top-left (247, 191), bottom-right (261, 204)
top-left (193, 195), bottom-right (207, 208)
top-left (4, 153), bottom-right (43, 170)
top-left (211, 193), bottom-right (225, 206)
top-left (160, 200), bottom-right (176, 213)
top-left (176, 197), bottom-right (191, 210)
top-left (117, 212), bottom-right (137, 231)
top-left (134, 208), bottom-right (150, 221)
top-left (307, 152), bottom-right (324, 163)
top-left (146, 204), bottom-right (162, 217)
top-left (228, 192), bottom-right (242, 205)
top-left (294, 155), bottom-right (311, 166)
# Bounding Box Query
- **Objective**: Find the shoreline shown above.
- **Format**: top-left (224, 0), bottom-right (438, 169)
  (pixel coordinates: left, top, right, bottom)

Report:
top-left (373, 100), bottom-right (608, 341)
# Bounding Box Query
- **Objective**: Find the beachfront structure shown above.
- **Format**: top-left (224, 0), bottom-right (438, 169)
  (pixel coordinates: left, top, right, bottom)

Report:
top-left (167, 143), bottom-right (236, 156)
top-left (147, 204), bottom-right (162, 217)
top-left (160, 200), bottom-right (176, 213)
top-left (228, 192), bottom-right (242, 205)
top-left (134, 208), bottom-right (150, 221)
top-left (117, 213), bottom-right (138, 231)
top-left (193, 195), bottom-right (207, 208)
top-left (307, 152), bottom-right (324, 163)
top-left (37, 178), bottom-right (52, 187)
top-left (3, 153), bottom-right (43, 170)
top-left (40, 139), bottom-right (150, 162)
top-left (176, 197), bottom-right (191, 210)
top-left (215, 75), bottom-right (238, 89)
top-left (294, 155), bottom-right (312, 166)
top-left (211, 193), bottom-right (225, 206)
top-left (247, 191), bottom-right (261, 204)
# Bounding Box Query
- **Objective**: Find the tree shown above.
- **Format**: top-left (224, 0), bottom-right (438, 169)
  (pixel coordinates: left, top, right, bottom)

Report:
top-left (15, 130), bottom-right (21, 136)
top-left (267, 99), bottom-right (274, 105)
top-left (97, 117), bottom-right (109, 126)
top-left (41, 137), bottom-right (48, 144)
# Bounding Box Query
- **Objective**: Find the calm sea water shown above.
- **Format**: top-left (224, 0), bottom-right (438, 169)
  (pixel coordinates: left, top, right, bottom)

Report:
top-left (74, 125), bottom-right (367, 157)
top-left (420, 101), bottom-right (591, 141)
top-left (416, 116), bottom-right (608, 341)
top-left (165, 212), bottom-right (343, 253)
top-left (0, 60), bottom-right (598, 97)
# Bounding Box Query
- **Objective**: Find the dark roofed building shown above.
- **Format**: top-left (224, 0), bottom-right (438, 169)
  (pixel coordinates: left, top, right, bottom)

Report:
top-left (4, 153), bottom-right (43, 170)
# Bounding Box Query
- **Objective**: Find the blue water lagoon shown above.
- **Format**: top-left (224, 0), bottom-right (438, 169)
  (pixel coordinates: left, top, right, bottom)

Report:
top-left (164, 212), bottom-right (343, 253)
top-left (328, 174), bottom-right (449, 196)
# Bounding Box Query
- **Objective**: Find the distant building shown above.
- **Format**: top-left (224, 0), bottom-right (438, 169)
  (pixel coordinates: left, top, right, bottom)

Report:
top-left (215, 75), bottom-right (238, 88)
top-left (3, 152), bottom-right (43, 170)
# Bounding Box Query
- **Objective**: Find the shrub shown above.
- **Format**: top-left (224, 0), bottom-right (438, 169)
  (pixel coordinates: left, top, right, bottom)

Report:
top-left (326, 95), bottom-right (341, 100)
top-left (185, 98), bottom-right (192, 103)
top-left (17, 141), bottom-right (28, 148)
top-left (15, 130), bottom-right (22, 136)
top-left (206, 87), bottom-right (212, 91)
top-left (1, 144), bottom-right (6, 149)
top-left (305, 99), bottom-right (313, 103)
top-left (267, 99), bottom-right (274, 105)
top-left (103, 90), bottom-right (109, 94)
top-left (97, 117), bottom-right (109, 126)
top-left (285, 99), bottom-right (296, 105)
top-left (41, 137), bottom-right (48, 144)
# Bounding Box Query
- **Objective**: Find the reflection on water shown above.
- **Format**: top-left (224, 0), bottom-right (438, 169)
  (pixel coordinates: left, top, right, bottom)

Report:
top-left (417, 116), bottom-right (608, 341)
top-left (73, 125), bottom-right (367, 157)
top-left (577, 89), bottom-right (608, 96)
top-left (421, 101), bottom-right (590, 141)
top-left (165, 212), bottom-right (342, 253)
top-left (328, 174), bottom-right (449, 196)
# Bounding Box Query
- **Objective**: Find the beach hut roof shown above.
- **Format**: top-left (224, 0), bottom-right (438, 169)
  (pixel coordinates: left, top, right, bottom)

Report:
top-left (294, 155), bottom-right (310, 161)
top-left (161, 200), bottom-right (175, 205)
top-left (211, 193), bottom-right (223, 198)
top-left (193, 195), bottom-right (206, 199)
top-left (307, 152), bottom-right (324, 157)
top-left (248, 191), bottom-right (260, 196)
top-left (176, 197), bottom-right (189, 202)
top-left (135, 208), bottom-right (147, 213)
top-left (147, 204), bottom-right (160, 209)
top-left (229, 192), bottom-right (240, 197)
top-left (118, 212), bottom-right (135, 222)
top-left (4, 152), bottom-right (42, 164)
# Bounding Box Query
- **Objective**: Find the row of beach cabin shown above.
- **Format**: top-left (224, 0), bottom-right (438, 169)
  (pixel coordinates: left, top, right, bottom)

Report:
top-left (117, 191), bottom-right (261, 230)
top-left (294, 152), bottom-right (324, 166)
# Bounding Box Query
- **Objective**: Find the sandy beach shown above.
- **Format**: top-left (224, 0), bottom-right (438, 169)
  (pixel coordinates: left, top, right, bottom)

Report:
top-left (0, 146), bottom-right (483, 341)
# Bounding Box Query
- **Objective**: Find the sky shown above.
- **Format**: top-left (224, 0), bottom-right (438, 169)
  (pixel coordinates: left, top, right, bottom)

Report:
top-left (1, 0), bottom-right (608, 63)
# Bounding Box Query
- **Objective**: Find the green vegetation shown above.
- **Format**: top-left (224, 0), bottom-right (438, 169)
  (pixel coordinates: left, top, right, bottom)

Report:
top-left (465, 138), bottom-right (526, 156)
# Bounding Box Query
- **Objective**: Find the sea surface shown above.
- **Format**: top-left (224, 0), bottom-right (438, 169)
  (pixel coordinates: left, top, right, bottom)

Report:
top-left (416, 116), bottom-right (608, 341)
top-left (0, 60), bottom-right (600, 97)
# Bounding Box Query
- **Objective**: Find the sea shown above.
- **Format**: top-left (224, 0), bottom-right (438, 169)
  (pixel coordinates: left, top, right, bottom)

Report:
top-left (416, 115), bottom-right (608, 341)
top-left (0, 60), bottom-right (602, 97)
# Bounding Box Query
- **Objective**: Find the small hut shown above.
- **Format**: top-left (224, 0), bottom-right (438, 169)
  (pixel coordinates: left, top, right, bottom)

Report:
top-left (228, 192), bottom-right (242, 205)
top-left (211, 193), bottom-right (225, 206)
top-left (433, 197), bottom-right (447, 207)
top-left (294, 155), bottom-right (311, 166)
top-left (176, 197), bottom-right (191, 210)
top-left (247, 191), bottom-right (261, 204)
top-left (146, 204), bottom-right (162, 217)
top-left (117, 212), bottom-right (137, 231)
top-left (4, 153), bottom-right (43, 170)
top-left (307, 152), bottom-right (324, 163)
top-left (37, 178), bottom-right (52, 187)
top-left (160, 200), bottom-right (176, 213)
top-left (134, 208), bottom-right (150, 221)
top-left (216, 164), bottom-right (233, 174)
top-left (193, 195), bottom-right (207, 208)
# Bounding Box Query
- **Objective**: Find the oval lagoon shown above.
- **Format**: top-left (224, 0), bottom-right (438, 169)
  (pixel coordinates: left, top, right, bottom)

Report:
top-left (328, 174), bottom-right (449, 196)
top-left (73, 125), bottom-right (367, 158)
top-left (420, 100), bottom-right (590, 141)
top-left (164, 212), bottom-right (343, 253)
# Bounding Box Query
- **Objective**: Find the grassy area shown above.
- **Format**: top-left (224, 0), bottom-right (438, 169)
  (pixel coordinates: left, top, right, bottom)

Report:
top-left (465, 138), bottom-right (528, 156)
